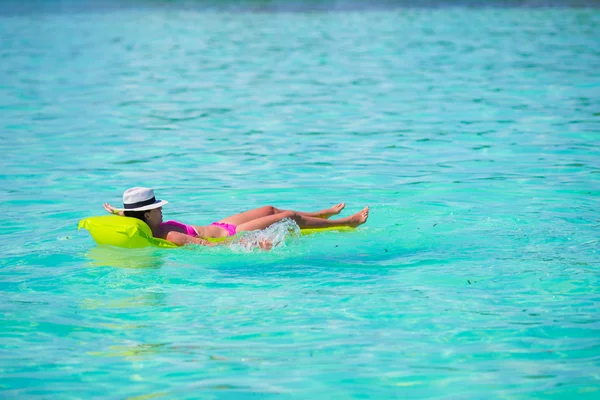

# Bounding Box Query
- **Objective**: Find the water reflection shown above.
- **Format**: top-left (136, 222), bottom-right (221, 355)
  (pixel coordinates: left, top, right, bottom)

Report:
top-left (85, 246), bottom-right (165, 269)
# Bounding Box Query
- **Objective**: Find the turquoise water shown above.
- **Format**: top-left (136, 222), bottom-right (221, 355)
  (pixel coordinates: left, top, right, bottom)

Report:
top-left (1, 3), bottom-right (600, 398)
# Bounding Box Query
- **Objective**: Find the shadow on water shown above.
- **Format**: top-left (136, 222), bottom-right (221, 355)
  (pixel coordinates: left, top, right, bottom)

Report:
top-left (82, 220), bottom-right (423, 277)
top-left (85, 246), bottom-right (166, 269)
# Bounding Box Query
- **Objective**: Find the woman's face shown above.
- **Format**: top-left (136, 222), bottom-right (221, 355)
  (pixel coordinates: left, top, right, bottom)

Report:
top-left (145, 207), bottom-right (163, 226)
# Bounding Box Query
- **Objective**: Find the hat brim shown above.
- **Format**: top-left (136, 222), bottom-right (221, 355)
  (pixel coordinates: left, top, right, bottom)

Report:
top-left (123, 199), bottom-right (168, 212)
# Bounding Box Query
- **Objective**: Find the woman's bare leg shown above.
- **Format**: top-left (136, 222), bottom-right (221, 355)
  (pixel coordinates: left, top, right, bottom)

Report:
top-left (236, 207), bottom-right (369, 232)
top-left (219, 203), bottom-right (345, 225)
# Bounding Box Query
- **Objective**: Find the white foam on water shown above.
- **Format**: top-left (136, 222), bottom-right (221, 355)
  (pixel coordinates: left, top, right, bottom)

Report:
top-left (227, 218), bottom-right (301, 252)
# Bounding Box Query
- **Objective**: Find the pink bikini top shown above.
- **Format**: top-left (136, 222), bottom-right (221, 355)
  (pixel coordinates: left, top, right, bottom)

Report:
top-left (160, 220), bottom-right (198, 237)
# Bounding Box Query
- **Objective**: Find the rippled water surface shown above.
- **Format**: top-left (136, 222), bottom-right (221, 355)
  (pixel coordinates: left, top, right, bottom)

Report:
top-left (1, 3), bottom-right (599, 398)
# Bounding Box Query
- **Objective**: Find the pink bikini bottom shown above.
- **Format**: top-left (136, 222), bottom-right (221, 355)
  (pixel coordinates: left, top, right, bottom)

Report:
top-left (210, 222), bottom-right (237, 237)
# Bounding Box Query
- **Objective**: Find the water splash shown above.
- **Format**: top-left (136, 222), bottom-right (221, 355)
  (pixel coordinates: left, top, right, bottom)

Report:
top-left (228, 218), bottom-right (301, 252)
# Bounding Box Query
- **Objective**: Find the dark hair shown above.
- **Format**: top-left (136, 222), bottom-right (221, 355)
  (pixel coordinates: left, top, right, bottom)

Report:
top-left (124, 210), bottom-right (148, 223)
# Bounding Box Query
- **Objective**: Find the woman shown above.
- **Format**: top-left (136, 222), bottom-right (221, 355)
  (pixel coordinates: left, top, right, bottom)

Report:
top-left (104, 187), bottom-right (369, 247)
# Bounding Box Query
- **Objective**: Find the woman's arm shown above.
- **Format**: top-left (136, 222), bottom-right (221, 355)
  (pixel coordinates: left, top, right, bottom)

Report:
top-left (165, 231), bottom-right (221, 247)
top-left (104, 203), bottom-right (124, 216)
top-left (165, 231), bottom-right (272, 250)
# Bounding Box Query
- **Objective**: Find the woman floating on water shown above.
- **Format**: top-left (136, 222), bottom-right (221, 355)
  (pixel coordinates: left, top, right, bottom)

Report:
top-left (103, 187), bottom-right (369, 248)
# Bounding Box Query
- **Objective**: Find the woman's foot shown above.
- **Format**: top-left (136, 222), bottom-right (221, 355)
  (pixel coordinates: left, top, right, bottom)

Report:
top-left (319, 202), bottom-right (346, 218)
top-left (346, 206), bottom-right (369, 227)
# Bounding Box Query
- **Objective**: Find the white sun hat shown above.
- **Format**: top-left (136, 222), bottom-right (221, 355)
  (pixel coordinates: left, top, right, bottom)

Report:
top-left (122, 187), bottom-right (168, 211)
